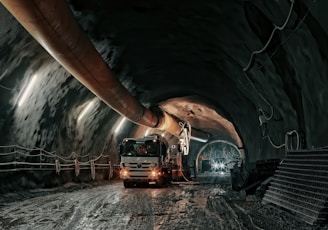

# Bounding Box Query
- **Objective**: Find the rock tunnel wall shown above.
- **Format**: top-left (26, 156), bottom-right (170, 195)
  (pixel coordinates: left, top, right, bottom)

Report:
top-left (1, 0), bottom-right (328, 192)
top-left (0, 4), bottom-right (133, 192)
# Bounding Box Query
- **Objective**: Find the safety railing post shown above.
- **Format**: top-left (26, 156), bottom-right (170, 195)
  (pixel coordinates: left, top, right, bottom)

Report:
top-left (90, 160), bottom-right (95, 180)
top-left (108, 160), bottom-right (113, 180)
top-left (74, 159), bottom-right (80, 177)
top-left (39, 149), bottom-right (42, 169)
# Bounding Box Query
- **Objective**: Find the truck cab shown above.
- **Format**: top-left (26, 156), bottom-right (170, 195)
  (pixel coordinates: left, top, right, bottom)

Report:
top-left (119, 135), bottom-right (172, 187)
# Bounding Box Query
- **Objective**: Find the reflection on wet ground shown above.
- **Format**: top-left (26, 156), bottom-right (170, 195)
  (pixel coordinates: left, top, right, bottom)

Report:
top-left (0, 180), bottom-right (326, 230)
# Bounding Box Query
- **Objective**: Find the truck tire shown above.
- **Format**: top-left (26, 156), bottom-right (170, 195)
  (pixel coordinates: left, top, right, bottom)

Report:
top-left (156, 178), bottom-right (163, 188)
top-left (123, 181), bottom-right (131, 188)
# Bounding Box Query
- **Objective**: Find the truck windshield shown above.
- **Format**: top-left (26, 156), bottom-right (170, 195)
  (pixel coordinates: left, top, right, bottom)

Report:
top-left (121, 141), bottom-right (160, 157)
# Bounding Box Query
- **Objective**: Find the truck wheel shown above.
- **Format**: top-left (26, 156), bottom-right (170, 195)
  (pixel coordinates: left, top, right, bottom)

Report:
top-left (156, 178), bottom-right (163, 188)
top-left (123, 181), bottom-right (131, 188)
top-left (162, 175), bottom-right (171, 187)
top-left (165, 178), bottom-right (171, 187)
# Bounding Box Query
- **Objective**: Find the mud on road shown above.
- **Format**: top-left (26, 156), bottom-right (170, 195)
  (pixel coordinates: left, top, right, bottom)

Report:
top-left (0, 181), bottom-right (326, 230)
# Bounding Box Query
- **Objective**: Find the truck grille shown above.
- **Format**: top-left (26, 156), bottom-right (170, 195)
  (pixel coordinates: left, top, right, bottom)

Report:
top-left (124, 162), bottom-right (157, 179)
top-left (127, 162), bottom-right (152, 169)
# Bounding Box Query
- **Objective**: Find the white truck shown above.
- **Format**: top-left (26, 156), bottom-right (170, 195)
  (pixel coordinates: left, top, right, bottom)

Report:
top-left (119, 134), bottom-right (178, 187)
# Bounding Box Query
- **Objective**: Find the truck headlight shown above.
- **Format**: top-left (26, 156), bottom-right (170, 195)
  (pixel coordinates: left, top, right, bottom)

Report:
top-left (150, 170), bottom-right (161, 177)
top-left (120, 169), bottom-right (129, 177)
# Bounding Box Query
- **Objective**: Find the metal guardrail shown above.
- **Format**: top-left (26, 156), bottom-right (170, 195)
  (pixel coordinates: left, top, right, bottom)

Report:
top-left (0, 145), bottom-right (113, 180)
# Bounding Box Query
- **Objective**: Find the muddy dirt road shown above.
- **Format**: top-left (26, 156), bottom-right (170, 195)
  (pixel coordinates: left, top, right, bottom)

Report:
top-left (0, 181), bottom-right (326, 230)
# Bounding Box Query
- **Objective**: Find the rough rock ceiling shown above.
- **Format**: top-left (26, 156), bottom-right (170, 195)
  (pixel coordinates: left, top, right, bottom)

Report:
top-left (0, 0), bottom-right (328, 163)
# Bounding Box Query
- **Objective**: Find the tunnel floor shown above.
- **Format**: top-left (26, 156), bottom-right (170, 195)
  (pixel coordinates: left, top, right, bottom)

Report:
top-left (0, 181), bottom-right (326, 230)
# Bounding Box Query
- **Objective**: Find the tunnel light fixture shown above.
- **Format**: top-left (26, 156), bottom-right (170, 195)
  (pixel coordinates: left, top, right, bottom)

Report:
top-left (213, 163), bottom-right (219, 170)
top-left (212, 161), bottom-right (225, 170)
top-left (190, 135), bottom-right (208, 143)
top-left (144, 129), bottom-right (150, 137)
top-left (77, 98), bottom-right (97, 122)
top-left (18, 73), bottom-right (38, 107)
top-left (114, 117), bottom-right (126, 134)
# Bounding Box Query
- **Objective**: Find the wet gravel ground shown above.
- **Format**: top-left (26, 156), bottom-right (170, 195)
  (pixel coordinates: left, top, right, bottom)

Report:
top-left (0, 180), bottom-right (327, 230)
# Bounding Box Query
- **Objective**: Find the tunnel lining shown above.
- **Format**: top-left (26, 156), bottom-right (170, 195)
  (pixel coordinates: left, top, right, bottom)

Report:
top-left (195, 140), bottom-right (244, 178)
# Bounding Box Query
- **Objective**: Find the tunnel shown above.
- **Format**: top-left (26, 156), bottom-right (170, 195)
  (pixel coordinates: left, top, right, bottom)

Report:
top-left (0, 0), bottom-right (328, 229)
